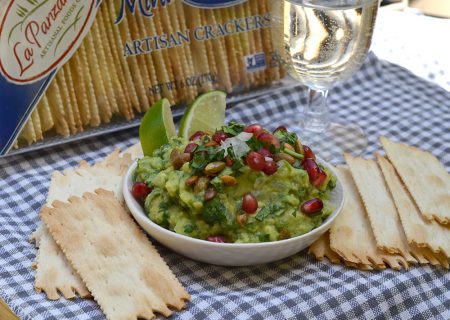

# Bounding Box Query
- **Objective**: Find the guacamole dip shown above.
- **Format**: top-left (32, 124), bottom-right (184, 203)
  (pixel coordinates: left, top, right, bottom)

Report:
top-left (133, 122), bottom-right (336, 243)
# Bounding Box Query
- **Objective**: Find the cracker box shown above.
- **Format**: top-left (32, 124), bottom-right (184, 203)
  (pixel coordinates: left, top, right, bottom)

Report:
top-left (0, 0), bottom-right (285, 155)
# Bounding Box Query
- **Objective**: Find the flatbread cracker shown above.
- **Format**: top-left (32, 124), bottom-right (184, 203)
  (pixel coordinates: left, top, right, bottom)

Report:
top-left (309, 232), bottom-right (374, 270)
top-left (175, 0), bottom-right (198, 100)
top-left (85, 31), bottom-right (112, 123)
top-left (330, 167), bottom-right (408, 270)
top-left (92, 15), bottom-right (119, 116)
top-left (377, 154), bottom-right (450, 259)
top-left (309, 232), bottom-right (343, 265)
top-left (124, 142), bottom-right (144, 160)
top-left (103, 0), bottom-right (139, 113)
top-left (19, 116), bottom-right (36, 145)
top-left (55, 67), bottom-right (77, 134)
top-left (41, 189), bottom-right (190, 320)
top-left (184, 6), bottom-right (213, 92)
top-left (34, 150), bottom-right (132, 300)
top-left (344, 154), bottom-right (415, 258)
top-left (31, 109), bottom-right (43, 141)
top-left (46, 79), bottom-right (70, 137)
top-left (68, 49), bottom-right (91, 126)
top-left (380, 136), bottom-right (450, 225)
top-left (37, 95), bottom-right (54, 132)
top-left (62, 64), bottom-right (83, 133)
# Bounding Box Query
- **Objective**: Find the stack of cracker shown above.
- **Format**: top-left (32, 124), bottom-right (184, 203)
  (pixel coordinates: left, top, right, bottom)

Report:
top-left (31, 146), bottom-right (190, 319)
top-left (310, 137), bottom-right (450, 270)
top-left (16, 0), bottom-right (285, 148)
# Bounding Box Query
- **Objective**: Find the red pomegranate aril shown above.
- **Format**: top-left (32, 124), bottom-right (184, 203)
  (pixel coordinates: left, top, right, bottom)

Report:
top-left (301, 198), bottom-right (323, 215)
top-left (312, 170), bottom-right (327, 188)
top-left (258, 147), bottom-right (272, 158)
top-left (189, 131), bottom-right (205, 141)
top-left (242, 193), bottom-right (258, 214)
top-left (212, 131), bottom-right (229, 144)
top-left (244, 124), bottom-right (263, 136)
top-left (184, 143), bottom-right (198, 155)
top-left (263, 161), bottom-right (278, 175)
top-left (207, 235), bottom-right (227, 243)
top-left (131, 182), bottom-right (152, 201)
top-left (257, 132), bottom-right (281, 150)
top-left (246, 151), bottom-right (266, 171)
top-left (303, 145), bottom-right (316, 159)
top-left (303, 158), bottom-right (321, 183)
top-left (225, 156), bottom-right (234, 167)
top-left (273, 126), bottom-right (287, 133)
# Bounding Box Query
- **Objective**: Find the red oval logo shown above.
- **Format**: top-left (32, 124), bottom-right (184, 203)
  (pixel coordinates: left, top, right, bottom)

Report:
top-left (0, 0), bottom-right (99, 84)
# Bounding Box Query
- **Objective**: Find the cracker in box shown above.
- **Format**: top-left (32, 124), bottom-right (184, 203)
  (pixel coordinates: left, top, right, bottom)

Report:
top-left (0, 0), bottom-right (286, 154)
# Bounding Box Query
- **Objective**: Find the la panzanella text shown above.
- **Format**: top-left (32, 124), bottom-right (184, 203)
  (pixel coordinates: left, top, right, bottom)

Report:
top-left (11, 0), bottom-right (70, 77)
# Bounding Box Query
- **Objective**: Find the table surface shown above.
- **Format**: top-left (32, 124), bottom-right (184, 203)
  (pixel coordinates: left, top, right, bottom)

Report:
top-left (0, 5), bottom-right (450, 320)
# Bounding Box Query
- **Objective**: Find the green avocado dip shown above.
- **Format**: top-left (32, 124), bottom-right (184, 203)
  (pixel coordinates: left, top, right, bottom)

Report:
top-left (132, 122), bottom-right (336, 243)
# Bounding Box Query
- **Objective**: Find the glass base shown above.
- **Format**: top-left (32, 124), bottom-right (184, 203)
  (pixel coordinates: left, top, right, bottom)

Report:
top-left (298, 122), bottom-right (368, 164)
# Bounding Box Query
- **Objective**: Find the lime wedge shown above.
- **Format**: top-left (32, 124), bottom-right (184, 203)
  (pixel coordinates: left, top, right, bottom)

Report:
top-left (179, 91), bottom-right (227, 139)
top-left (139, 98), bottom-right (177, 156)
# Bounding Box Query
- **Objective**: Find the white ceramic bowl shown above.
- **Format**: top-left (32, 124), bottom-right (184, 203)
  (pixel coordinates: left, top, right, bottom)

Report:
top-left (123, 158), bottom-right (344, 266)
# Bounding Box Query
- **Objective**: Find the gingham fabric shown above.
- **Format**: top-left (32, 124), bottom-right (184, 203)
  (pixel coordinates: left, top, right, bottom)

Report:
top-left (1, 53), bottom-right (449, 320)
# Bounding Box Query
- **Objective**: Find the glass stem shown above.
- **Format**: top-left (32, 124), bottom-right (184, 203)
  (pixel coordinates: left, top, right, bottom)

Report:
top-left (302, 88), bottom-right (331, 133)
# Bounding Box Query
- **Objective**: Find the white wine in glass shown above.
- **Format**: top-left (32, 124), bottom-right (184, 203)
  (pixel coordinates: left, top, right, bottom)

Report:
top-left (272, 0), bottom-right (380, 161)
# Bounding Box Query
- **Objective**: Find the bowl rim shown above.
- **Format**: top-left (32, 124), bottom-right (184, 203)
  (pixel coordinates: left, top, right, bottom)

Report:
top-left (123, 157), bottom-right (344, 248)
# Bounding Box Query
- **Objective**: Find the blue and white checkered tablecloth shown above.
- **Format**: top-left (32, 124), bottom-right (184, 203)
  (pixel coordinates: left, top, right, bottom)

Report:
top-left (1, 53), bottom-right (449, 319)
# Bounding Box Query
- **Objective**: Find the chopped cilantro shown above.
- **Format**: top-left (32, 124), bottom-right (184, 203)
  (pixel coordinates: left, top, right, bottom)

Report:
top-left (190, 144), bottom-right (226, 174)
top-left (222, 122), bottom-right (245, 137)
top-left (274, 130), bottom-right (298, 146)
top-left (201, 197), bottom-right (229, 224)
top-left (246, 137), bottom-right (264, 151)
top-left (158, 201), bottom-right (170, 213)
top-left (230, 158), bottom-right (245, 173)
top-left (210, 177), bottom-right (224, 192)
top-left (257, 233), bottom-right (270, 242)
top-left (183, 224), bottom-right (196, 234)
top-left (191, 152), bottom-right (209, 172)
top-left (255, 203), bottom-right (284, 221)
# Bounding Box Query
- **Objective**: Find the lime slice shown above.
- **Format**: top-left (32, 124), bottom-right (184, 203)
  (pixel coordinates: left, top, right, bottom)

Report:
top-left (179, 91), bottom-right (227, 139)
top-left (139, 98), bottom-right (177, 156)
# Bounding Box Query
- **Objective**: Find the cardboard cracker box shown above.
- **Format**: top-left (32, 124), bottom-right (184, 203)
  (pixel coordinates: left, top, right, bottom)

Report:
top-left (0, 0), bottom-right (285, 155)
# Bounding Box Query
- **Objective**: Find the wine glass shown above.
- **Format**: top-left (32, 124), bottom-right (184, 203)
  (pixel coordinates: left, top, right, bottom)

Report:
top-left (271, 0), bottom-right (380, 161)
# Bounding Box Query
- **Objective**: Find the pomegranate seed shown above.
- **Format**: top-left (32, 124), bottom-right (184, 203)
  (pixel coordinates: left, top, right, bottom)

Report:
top-left (207, 235), bottom-right (227, 243)
top-left (242, 193), bottom-right (258, 214)
top-left (303, 158), bottom-right (321, 183)
top-left (273, 126), bottom-right (287, 133)
top-left (246, 151), bottom-right (266, 171)
top-left (244, 124), bottom-right (263, 136)
top-left (212, 131), bottom-right (229, 144)
top-left (189, 131), bottom-right (205, 141)
top-left (303, 145), bottom-right (316, 159)
top-left (257, 132), bottom-right (281, 150)
top-left (184, 143), bottom-right (198, 155)
top-left (225, 156), bottom-right (234, 167)
top-left (131, 182), bottom-right (152, 201)
top-left (258, 147), bottom-right (273, 158)
top-left (300, 198), bottom-right (323, 215)
top-left (263, 161), bottom-right (278, 175)
top-left (204, 187), bottom-right (217, 201)
top-left (312, 170), bottom-right (327, 188)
